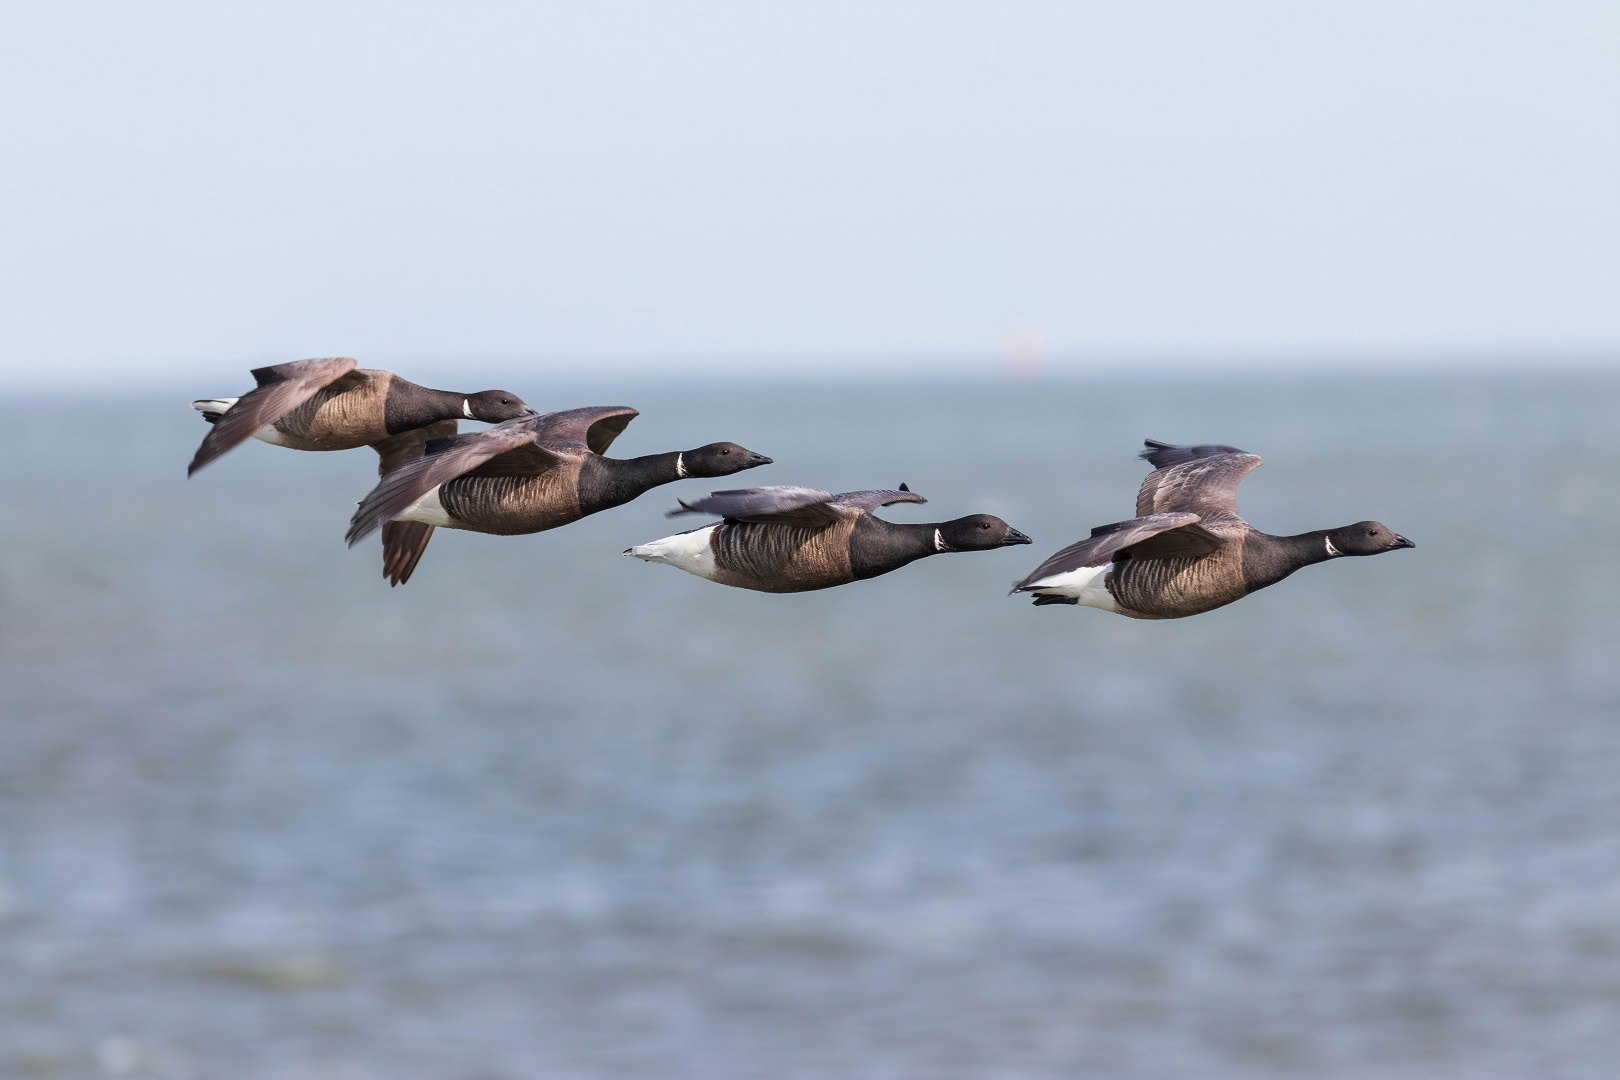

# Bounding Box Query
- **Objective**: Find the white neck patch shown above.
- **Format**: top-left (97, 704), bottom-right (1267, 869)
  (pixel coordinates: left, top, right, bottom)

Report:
top-left (675, 452), bottom-right (687, 479)
top-left (1325, 536), bottom-right (1342, 557)
top-left (934, 528), bottom-right (951, 552)
top-left (462, 398), bottom-right (474, 419)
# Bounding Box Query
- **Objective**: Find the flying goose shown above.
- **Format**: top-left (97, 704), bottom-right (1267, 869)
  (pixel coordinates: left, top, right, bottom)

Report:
top-left (1012, 440), bottom-right (1414, 618)
top-left (189, 357), bottom-right (536, 586)
top-left (345, 407), bottom-right (772, 563)
top-left (626, 484), bottom-right (1032, 592)
top-left (188, 357), bottom-right (534, 475)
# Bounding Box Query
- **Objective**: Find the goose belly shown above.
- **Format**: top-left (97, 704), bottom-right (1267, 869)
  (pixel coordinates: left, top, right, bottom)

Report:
top-left (1022, 563), bottom-right (1121, 613)
top-left (398, 486), bottom-right (454, 528)
top-left (433, 473), bottom-right (583, 535)
top-left (252, 425), bottom-right (294, 447)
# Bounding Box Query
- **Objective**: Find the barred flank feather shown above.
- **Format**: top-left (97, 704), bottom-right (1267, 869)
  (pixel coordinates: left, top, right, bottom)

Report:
top-left (709, 521), bottom-right (857, 593)
top-left (1106, 549), bottom-right (1249, 618)
top-left (437, 471), bottom-right (584, 536)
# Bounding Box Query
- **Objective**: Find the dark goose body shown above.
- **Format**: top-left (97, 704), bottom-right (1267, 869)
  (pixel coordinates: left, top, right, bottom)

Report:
top-left (627, 486), bottom-right (1032, 593)
top-left (1012, 440), bottom-right (1414, 619)
top-left (709, 518), bottom-right (857, 592)
top-left (436, 463), bottom-right (587, 536)
top-left (1099, 530), bottom-right (1341, 618)
top-left (345, 406), bottom-right (772, 545)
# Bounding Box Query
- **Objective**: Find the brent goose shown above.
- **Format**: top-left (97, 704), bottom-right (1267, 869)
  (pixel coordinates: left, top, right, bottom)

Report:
top-left (625, 484), bottom-right (1033, 592)
top-left (187, 357), bottom-right (534, 475)
top-left (344, 407), bottom-right (772, 560)
top-left (189, 357), bottom-right (535, 586)
top-left (1012, 440), bottom-right (1414, 618)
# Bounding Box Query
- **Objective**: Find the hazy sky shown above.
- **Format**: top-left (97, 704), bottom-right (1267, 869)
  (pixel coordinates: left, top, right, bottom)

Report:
top-left (2, 1), bottom-right (1616, 390)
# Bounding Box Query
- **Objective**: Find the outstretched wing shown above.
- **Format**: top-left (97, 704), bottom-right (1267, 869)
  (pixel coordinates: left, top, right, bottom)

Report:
top-left (373, 420), bottom-right (456, 586)
top-left (527, 406), bottom-right (639, 455)
top-left (346, 419), bottom-right (553, 546)
top-left (1135, 439), bottom-right (1263, 526)
top-left (828, 486), bottom-right (928, 514)
top-left (187, 357), bottom-right (360, 475)
top-left (380, 522), bottom-right (435, 587)
top-left (667, 486), bottom-right (844, 527)
top-left (1012, 512), bottom-right (1217, 593)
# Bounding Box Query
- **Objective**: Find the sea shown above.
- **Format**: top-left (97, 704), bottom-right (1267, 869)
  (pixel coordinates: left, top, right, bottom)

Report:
top-left (2, 367), bottom-right (1618, 1079)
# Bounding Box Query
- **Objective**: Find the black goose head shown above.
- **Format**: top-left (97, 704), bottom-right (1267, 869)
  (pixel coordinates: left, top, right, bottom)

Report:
top-left (682, 442), bottom-right (773, 477)
top-left (462, 390), bottom-right (537, 423)
top-left (936, 514), bottom-right (1033, 552)
top-left (1328, 521), bottom-right (1415, 556)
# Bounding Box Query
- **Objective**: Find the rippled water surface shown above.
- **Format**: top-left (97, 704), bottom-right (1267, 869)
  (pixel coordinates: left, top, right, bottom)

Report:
top-left (3, 369), bottom-right (1619, 1079)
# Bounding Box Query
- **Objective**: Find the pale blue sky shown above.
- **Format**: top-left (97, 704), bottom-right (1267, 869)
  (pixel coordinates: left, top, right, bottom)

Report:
top-left (2, 1), bottom-right (1616, 391)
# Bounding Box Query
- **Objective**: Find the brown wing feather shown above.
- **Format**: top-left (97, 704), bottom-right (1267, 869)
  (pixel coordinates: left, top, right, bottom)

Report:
top-left (526, 406), bottom-right (639, 454)
top-left (187, 357), bottom-right (358, 475)
top-left (667, 486), bottom-right (845, 527)
top-left (380, 522), bottom-right (435, 586)
top-left (672, 485), bottom-right (925, 527)
top-left (464, 443), bottom-right (568, 479)
top-left (1135, 442), bottom-right (1263, 525)
top-left (585, 411), bottom-right (637, 455)
top-left (317, 369), bottom-right (369, 393)
top-left (828, 489), bottom-right (929, 514)
top-left (373, 419), bottom-right (456, 474)
top-left (372, 420), bottom-right (456, 586)
top-left (1124, 521), bottom-right (1226, 559)
top-left (735, 504), bottom-right (847, 527)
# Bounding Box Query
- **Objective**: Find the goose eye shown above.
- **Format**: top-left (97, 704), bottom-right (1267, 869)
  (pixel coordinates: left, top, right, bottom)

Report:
top-left (981, 522), bottom-right (990, 529)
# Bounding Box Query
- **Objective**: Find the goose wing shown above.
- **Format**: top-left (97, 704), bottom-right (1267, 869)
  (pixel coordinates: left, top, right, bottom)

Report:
top-left (380, 522), bottom-right (435, 587)
top-left (1134, 439), bottom-right (1263, 527)
top-left (461, 442), bottom-right (571, 479)
top-left (667, 486), bottom-right (847, 527)
top-left (346, 419), bottom-right (553, 545)
top-left (1012, 512), bottom-right (1219, 592)
top-left (527, 406), bottom-right (640, 454)
top-left (827, 486), bottom-right (928, 514)
top-left (187, 356), bottom-right (360, 475)
top-left (372, 420), bottom-right (456, 586)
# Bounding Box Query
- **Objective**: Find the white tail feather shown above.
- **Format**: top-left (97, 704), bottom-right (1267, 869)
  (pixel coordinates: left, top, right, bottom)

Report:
top-left (192, 397), bottom-right (239, 418)
top-left (624, 526), bottom-right (718, 579)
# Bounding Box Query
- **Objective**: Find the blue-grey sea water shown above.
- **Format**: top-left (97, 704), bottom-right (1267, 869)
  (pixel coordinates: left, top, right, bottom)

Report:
top-left (2, 368), bottom-right (1618, 1079)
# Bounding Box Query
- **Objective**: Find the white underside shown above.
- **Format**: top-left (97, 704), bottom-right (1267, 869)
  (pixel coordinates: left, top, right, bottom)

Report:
top-left (193, 396), bottom-right (290, 447)
top-left (253, 425), bottom-right (291, 447)
top-left (1024, 562), bottom-right (1121, 612)
top-left (624, 525), bottom-right (719, 580)
top-left (396, 487), bottom-right (453, 527)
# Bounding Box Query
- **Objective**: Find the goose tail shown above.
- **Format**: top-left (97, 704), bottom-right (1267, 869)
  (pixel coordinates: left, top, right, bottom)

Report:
top-left (192, 397), bottom-right (239, 425)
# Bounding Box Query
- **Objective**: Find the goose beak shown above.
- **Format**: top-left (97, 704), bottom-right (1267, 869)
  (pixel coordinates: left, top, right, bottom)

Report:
top-left (1392, 534), bottom-right (1415, 549)
top-left (1001, 527), bottom-right (1033, 546)
top-left (746, 453), bottom-right (773, 467)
